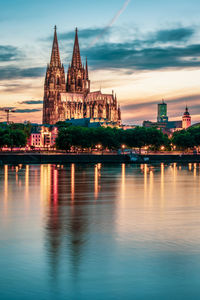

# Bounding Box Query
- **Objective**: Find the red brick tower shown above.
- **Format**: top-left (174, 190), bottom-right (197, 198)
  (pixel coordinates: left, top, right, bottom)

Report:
top-left (66, 28), bottom-right (90, 94)
top-left (43, 26), bottom-right (66, 124)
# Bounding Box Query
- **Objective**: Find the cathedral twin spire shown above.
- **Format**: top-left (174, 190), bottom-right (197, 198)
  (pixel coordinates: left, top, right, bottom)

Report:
top-left (71, 27), bottom-right (82, 69)
top-left (67, 27), bottom-right (90, 93)
top-left (70, 27), bottom-right (88, 76)
top-left (43, 26), bottom-right (66, 125)
top-left (50, 26), bottom-right (61, 68)
top-left (43, 26), bottom-right (121, 125)
top-left (49, 25), bottom-right (86, 72)
top-left (49, 26), bottom-right (90, 93)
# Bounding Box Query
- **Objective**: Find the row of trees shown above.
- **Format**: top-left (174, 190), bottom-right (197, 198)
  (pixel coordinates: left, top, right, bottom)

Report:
top-left (56, 126), bottom-right (170, 151)
top-left (1, 121), bottom-right (200, 152)
top-left (56, 125), bottom-right (200, 152)
top-left (0, 124), bottom-right (29, 149)
top-left (172, 127), bottom-right (200, 150)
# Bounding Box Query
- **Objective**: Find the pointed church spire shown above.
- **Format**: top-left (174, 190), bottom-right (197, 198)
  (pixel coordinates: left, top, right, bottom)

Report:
top-left (50, 25), bottom-right (61, 68)
top-left (85, 57), bottom-right (88, 80)
top-left (184, 105), bottom-right (190, 116)
top-left (71, 27), bottom-right (82, 68)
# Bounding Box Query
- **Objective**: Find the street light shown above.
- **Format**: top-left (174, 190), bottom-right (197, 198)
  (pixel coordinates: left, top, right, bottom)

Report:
top-left (121, 144), bottom-right (125, 154)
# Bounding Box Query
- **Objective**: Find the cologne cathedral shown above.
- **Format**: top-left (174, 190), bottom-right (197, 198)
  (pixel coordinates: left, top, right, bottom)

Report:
top-left (43, 27), bottom-right (121, 125)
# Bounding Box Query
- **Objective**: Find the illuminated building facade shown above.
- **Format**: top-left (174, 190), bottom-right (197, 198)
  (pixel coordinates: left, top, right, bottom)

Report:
top-left (43, 27), bottom-right (121, 126)
top-left (182, 106), bottom-right (191, 129)
top-left (30, 133), bottom-right (42, 148)
top-left (28, 126), bottom-right (58, 148)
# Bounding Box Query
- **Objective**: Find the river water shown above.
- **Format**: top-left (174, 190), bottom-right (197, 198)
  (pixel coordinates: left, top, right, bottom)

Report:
top-left (0, 163), bottom-right (200, 300)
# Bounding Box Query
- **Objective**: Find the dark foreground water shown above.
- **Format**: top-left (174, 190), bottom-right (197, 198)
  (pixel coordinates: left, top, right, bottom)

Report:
top-left (0, 163), bottom-right (200, 300)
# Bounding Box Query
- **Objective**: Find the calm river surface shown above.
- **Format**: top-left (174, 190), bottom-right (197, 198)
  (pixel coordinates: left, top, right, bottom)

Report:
top-left (1, 163), bottom-right (200, 300)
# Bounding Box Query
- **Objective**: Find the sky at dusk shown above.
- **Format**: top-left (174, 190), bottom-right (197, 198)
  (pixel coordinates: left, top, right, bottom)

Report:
top-left (0, 0), bottom-right (200, 124)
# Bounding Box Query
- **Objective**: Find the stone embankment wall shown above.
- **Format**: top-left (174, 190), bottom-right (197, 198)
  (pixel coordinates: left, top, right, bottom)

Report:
top-left (0, 153), bottom-right (200, 165)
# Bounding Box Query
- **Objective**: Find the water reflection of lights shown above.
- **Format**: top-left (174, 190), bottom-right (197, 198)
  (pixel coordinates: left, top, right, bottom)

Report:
top-left (40, 165), bottom-right (43, 204)
top-left (40, 164), bottom-right (51, 206)
top-left (34, 169), bottom-right (38, 185)
top-left (149, 170), bottom-right (154, 207)
top-left (53, 169), bottom-right (58, 204)
top-left (16, 166), bottom-right (19, 183)
top-left (160, 163), bottom-right (164, 207)
top-left (172, 163), bottom-right (177, 198)
top-left (71, 164), bottom-right (75, 202)
top-left (94, 163), bottom-right (101, 199)
top-left (121, 164), bottom-right (126, 202)
top-left (47, 165), bottom-right (51, 203)
top-left (173, 163), bottom-right (177, 178)
top-left (25, 165), bottom-right (29, 208)
top-left (143, 164), bottom-right (148, 203)
top-left (188, 163), bottom-right (192, 171)
top-left (4, 165), bottom-right (8, 214)
top-left (94, 165), bottom-right (98, 199)
top-left (194, 163), bottom-right (197, 178)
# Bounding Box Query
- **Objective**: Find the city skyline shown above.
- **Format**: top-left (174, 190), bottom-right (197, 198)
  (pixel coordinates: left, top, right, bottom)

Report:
top-left (0, 0), bottom-right (200, 124)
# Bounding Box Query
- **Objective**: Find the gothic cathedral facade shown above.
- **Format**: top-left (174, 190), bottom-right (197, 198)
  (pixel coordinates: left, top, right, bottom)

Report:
top-left (43, 27), bottom-right (121, 125)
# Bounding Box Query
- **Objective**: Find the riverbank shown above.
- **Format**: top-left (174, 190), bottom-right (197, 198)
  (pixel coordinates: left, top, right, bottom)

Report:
top-left (0, 153), bottom-right (200, 164)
